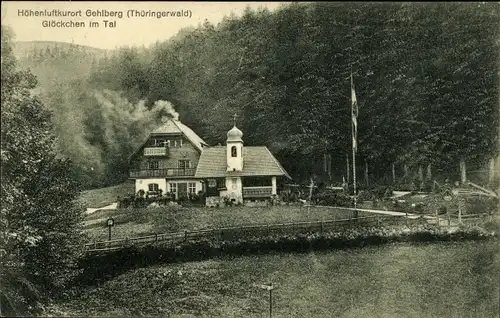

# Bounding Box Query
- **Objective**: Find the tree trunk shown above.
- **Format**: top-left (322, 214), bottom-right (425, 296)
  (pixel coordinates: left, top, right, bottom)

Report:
top-left (364, 161), bottom-right (369, 187)
top-left (460, 158), bottom-right (467, 183)
top-left (426, 163), bottom-right (432, 180)
top-left (392, 162), bottom-right (396, 184)
top-left (346, 154), bottom-right (350, 185)
top-left (328, 154), bottom-right (332, 181)
top-left (489, 157), bottom-right (495, 185)
top-left (418, 165), bottom-right (424, 183)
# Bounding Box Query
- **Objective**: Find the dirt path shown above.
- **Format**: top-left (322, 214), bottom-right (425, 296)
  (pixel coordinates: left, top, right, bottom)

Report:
top-left (85, 202), bottom-right (117, 215)
top-left (313, 205), bottom-right (461, 230)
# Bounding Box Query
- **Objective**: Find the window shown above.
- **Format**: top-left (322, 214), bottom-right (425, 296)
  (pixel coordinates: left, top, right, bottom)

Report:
top-left (231, 146), bottom-right (237, 157)
top-left (174, 138), bottom-right (183, 148)
top-left (148, 183), bottom-right (159, 192)
top-left (148, 160), bottom-right (159, 169)
top-left (155, 139), bottom-right (167, 147)
top-left (169, 183), bottom-right (177, 194)
top-left (178, 160), bottom-right (191, 169)
top-left (232, 178), bottom-right (238, 189)
top-left (188, 182), bottom-right (196, 194)
top-left (216, 178), bottom-right (226, 189)
top-left (208, 179), bottom-right (217, 188)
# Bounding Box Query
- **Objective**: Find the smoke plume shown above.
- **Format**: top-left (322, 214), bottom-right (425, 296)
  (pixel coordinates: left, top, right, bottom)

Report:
top-left (153, 100), bottom-right (180, 121)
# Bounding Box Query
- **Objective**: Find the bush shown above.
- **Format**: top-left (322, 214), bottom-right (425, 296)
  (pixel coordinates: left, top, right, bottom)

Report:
top-left (76, 223), bottom-right (497, 286)
top-left (464, 196), bottom-right (498, 215)
top-left (312, 190), bottom-right (353, 207)
top-left (357, 186), bottom-right (393, 202)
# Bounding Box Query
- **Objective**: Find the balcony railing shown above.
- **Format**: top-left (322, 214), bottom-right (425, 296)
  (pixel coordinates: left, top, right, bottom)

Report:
top-left (144, 147), bottom-right (169, 156)
top-left (130, 168), bottom-right (196, 178)
top-left (242, 186), bottom-right (273, 198)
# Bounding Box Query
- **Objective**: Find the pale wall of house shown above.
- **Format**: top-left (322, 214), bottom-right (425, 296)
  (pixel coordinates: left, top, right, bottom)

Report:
top-left (135, 178), bottom-right (203, 198)
top-left (219, 176), bottom-right (243, 203)
top-left (166, 179), bottom-right (203, 199)
top-left (272, 176), bottom-right (277, 195)
top-left (135, 178), bottom-right (167, 194)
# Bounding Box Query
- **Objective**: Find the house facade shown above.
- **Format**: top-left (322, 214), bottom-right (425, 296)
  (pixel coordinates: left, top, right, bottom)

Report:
top-left (129, 118), bottom-right (291, 205)
top-left (129, 118), bottom-right (208, 200)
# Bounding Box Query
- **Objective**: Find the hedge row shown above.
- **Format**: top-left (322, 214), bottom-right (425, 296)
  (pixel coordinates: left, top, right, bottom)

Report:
top-left (74, 224), bottom-right (496, 287)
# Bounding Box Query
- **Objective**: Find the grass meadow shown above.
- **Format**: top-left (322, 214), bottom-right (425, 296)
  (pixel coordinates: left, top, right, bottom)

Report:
top-left (51, 240), bottom-right (499, 317)
top-left (78, 182), bottom-right (135, 209)
top-left (84, 205), bottom-right (368, 241)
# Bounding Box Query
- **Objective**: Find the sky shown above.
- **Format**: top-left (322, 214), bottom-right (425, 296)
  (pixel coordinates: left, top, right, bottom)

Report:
top-left (2, 1), bottom-right (289, 49)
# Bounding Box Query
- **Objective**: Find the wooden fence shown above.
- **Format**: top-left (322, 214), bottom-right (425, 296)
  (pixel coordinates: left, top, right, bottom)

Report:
top-left (83, 207), bottom-right (495, 254)
top-left (83, 213), bottom-right (423, 253)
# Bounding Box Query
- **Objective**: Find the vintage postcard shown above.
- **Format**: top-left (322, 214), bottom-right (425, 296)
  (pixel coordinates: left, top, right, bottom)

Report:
top-left (1, 1), bottom-right (499, 317)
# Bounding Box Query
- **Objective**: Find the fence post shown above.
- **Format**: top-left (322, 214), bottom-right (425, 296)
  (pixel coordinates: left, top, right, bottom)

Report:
top-left (155, 232), bottom-right (158, 242)
top-left (184, 230), bottom-right (188, 243)
top-left (435, 210), bottom-right (440, 229)
top-left (405, 211), bottom-right (408, 227)
top-left (377, 214), bottom-right (380, 226)
top-left (458, 206), bottom-right (462, 224)
top-left (447, 212), bottom-right (451, 229)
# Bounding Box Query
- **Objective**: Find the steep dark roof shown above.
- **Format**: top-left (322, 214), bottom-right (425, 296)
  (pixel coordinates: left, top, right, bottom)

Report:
top-left (151, 119), bottom-right (208, 151)
top-left (130, 119), bottom-right (208, 160)
top-left (195, 146), bottom-right (291, 179)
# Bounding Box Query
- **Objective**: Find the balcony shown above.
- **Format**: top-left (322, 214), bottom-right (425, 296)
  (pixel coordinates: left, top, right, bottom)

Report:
top-left (130, 168), bottom-right (196, 178)
top-left (144, 147), bottom-right (169, 157)
top-left (242, 186), bottom-right (273, 198)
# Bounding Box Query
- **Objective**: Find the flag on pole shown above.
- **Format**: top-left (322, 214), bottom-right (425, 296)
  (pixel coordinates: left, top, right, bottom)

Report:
top-left (351, 72), bottom-right (358, 153)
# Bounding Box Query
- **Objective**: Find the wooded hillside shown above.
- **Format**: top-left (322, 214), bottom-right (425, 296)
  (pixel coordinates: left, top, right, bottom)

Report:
top-left (16, 3), bottom-right (500, 188)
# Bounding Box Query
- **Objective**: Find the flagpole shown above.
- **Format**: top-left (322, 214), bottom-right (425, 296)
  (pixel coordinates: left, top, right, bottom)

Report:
top-left (350, 68), bottom-right (358, 214)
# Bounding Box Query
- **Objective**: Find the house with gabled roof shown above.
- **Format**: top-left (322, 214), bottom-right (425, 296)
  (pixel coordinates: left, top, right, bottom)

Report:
top-left (129, 117), bottom-right (291, 205)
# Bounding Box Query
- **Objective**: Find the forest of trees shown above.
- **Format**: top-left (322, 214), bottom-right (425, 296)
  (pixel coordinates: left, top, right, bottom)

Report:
top-left (19, 2), bottom-right (500, 188)
top-left (1, 27), bottom-right (85, 315)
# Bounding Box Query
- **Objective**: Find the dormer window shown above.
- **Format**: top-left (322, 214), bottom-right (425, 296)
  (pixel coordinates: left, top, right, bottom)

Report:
top-left (231, 146), bottom-right (237, 157)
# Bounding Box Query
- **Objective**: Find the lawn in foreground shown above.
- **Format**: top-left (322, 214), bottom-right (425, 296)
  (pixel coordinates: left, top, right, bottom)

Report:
top-left (84, 205), bottom-right (366, 241)
top-left (56, 240), bottom-right (499, 317)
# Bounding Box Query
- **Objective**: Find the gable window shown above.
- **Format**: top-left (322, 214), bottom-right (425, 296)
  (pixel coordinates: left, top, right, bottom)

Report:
top-left (174, 138), bottom-right (183, 148)
top-left (148, 160), bottom-right (159, 169)
top-left (148, 183), bottom-right (159, 192)
top-left (231, 146), bottom-right (237, 157)
top-left (156, 139), bottom-right (167, 147)
top-left (232, 178), bottom-right (238, 189)
top-left (178, 160), bottom-right (191, 169)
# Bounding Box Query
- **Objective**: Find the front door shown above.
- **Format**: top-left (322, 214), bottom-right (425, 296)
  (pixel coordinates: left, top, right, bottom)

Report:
top-left (178, 182), bottom-right (188, 200)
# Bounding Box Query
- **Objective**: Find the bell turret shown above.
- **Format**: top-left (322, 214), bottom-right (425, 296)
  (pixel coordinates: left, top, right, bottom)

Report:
top-left (226, 115), bottom-right (243, 171)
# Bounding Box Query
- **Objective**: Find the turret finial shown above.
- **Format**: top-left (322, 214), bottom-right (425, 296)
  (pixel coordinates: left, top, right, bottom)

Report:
top-left (233, 113), bottom-right (237, 127)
